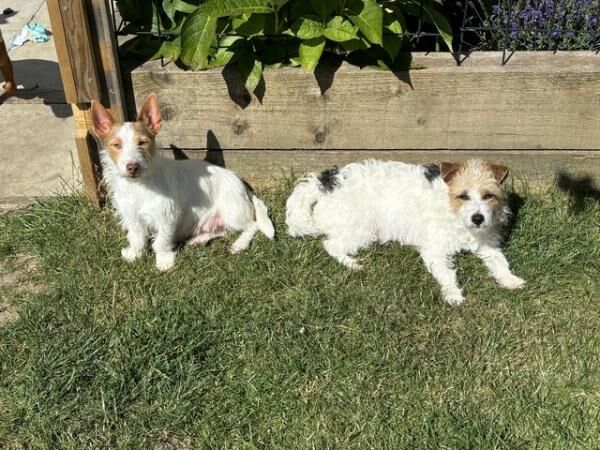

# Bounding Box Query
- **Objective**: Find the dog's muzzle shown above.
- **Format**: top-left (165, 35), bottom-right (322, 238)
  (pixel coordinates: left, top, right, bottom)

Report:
top-left (471, 213), bottom-right (485, 227)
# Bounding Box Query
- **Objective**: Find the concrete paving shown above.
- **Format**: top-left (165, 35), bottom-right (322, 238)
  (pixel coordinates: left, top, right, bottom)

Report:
top-left (0, 0), bottom-right (79, 207)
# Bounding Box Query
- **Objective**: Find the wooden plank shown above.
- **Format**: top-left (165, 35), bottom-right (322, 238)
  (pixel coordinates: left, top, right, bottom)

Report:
top-left (48, 0), bottom-right (102, 102)
top-left (46, 0), bottom-right (78, 102)
top-left (159, 149), bottom-right (600, 188)
top-left (73, 103), bottom-right (103, 206)
top-left (133, 52), bottom-right (600, 151)
top-left (87, 0), bottom-right (126, 121)
top-left (48, 0), bottom-right (126, 207)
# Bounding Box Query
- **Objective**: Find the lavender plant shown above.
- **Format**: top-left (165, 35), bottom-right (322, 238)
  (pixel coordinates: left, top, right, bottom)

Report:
top-left (479, 0), bottom-right (600, 50)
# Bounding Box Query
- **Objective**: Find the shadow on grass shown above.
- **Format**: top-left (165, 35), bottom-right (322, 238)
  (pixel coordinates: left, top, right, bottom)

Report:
top-left (556, 171), bottom-right (600, 213)
top-left (505, 192), bottom-right (525, 242)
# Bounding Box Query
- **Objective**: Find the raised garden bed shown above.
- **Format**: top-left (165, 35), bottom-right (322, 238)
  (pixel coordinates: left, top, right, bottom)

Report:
top-left (131, 51), bottom-right (600, 182)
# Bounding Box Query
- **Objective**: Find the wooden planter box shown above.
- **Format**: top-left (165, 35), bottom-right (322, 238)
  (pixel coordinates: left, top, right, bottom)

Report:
top-left (131, 51), bottom-right (600, 183)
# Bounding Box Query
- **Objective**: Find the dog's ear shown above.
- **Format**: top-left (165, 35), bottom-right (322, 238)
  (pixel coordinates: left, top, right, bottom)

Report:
top-left (138, 93), bottom-right (162, 135)
top-left (91, 101), bottom-right (114, 139)
top-left (441, 162), bottom-right (461, 183)
top-left (488, 163), bottom-right (510, 184)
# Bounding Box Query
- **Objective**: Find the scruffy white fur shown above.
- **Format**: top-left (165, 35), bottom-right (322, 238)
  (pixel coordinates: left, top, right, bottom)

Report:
top-left (286, 160), bottom-right (525, 305)
top-left (91, 94), bottom-right (274, 271)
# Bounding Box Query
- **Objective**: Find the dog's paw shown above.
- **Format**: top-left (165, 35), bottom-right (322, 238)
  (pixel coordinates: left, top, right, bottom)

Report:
top-left (498, 274), bottom-right (526, 290)
top-left (339, 256), bottom-right (362, 270)
top-left (230, 242), bottom-right (247, 255)
top-left (345, 260), bottom-right (363, 271)
top-left (121, 247), bottom-right (142, 262)
top-left (443, 288), bottom-right (465, 306)
top-left (156, 252), bottom-right (176, 271)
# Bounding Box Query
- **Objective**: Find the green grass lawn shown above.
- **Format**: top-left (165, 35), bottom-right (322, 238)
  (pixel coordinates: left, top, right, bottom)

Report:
top-left (1, 183), bottom-right (599, 449)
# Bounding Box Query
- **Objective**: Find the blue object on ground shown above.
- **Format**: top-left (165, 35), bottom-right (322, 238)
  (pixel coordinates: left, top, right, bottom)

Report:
top-left (9, 22), bottom-right (50, 49)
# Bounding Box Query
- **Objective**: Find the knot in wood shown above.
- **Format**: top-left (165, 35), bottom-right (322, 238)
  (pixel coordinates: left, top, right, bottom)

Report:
top-left (232, 119), bottom-right (249, 136)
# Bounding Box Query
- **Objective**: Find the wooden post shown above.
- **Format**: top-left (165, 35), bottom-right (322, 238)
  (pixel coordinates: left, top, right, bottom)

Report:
top-left (48, 0), bottom-right (126, 207)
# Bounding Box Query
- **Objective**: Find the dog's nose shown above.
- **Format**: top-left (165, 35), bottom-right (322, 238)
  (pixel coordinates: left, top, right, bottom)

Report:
top-left (126, 162), bottom-right (140, 177)
top-left (471, 213), bottom-right (485, 226)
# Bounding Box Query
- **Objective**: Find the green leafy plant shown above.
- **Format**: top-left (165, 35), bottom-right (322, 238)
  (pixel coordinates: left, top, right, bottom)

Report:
top-left (118, 0), bottom-right (453, 91)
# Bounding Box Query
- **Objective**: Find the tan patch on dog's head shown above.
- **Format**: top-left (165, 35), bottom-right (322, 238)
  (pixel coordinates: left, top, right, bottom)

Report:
top-left (133, 121), bottom-right (157, 158)
top-left (442, 160), bottom-right (509, 213)
top-left (91, 101), bottom-right (122, 163)
top-left (91, 98), bottom-right (158, 165)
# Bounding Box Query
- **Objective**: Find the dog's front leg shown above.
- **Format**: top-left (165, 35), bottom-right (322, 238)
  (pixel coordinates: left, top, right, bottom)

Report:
top-left (476, 245), bottom-right (525, 290)
top-left (153, 225), bottom-right (177, 272)
top-left (420, 250), bottom-right (464, 305)
top-left (121, 220), bottom-right (147, 262)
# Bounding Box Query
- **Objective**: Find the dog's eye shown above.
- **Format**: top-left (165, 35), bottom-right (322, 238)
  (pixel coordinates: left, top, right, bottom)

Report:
top-left (111, 143), bottom-right (121, 149)
top-left (138, 139), bottom-right (148, 145)
top-left (483, 193), bottom-right (496, 200)
top-left (457, 193), bottom-right (470, 201)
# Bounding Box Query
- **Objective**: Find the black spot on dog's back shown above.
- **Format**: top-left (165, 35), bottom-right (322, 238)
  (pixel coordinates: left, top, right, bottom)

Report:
top-left (318, 166), bottom-right (340, 193)
top-left (422, 164), bottom-right (441, 182)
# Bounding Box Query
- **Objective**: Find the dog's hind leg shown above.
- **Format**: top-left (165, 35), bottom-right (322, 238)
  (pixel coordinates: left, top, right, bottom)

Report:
top-left (323, 238), bottom-right (363, 270)
top-left (187, 230), bottom-right (226, 246)
top-left (230, 222), bottom-right (259, 254)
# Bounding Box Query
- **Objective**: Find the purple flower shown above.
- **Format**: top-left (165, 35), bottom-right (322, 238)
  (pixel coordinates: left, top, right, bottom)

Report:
top-left (481, 0), bottom-right (600, 50)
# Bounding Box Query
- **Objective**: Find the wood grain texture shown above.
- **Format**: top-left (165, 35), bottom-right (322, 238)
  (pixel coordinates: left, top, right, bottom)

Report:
top-left (46, 0), bottom-right (77, 102)
top-left (48, 0), bottom-right (126, 206)
top-left (55, 0), bottom-right (101, 102)
top-left (73, 103), bottom-right (104, 207)
top-left (159, 149), bottom-right (600, 188)
top-left (88, 0), bottom-right (126, 121)
top-left (132, 52), bottom-right (600, 151)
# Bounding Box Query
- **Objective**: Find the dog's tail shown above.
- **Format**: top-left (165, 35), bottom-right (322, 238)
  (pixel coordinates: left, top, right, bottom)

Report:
top-left (251, 194), bottom-right (275, 239)
top-left (285, 167), bottom-right (341, 237)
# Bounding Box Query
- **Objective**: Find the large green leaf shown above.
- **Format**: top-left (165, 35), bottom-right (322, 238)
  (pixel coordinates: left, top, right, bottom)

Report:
top-left (232, 13), bottom-right (267, 36)
top-left (117, 0), bottom-right (153, 25)
top-left (382, 34), bottom-right (402, 60)
top-left (200, 0), bottom-right (272, 17)
top-left (161, 0), bottom-right (198, 30)
top-left (163, 0), bottom-right (199, 19)
top-left (181, 11), bottom-right (218, 69)
top-left (289, 0), bottom-right (316, 21)
top-left (309, 0), bottom-right (338, 19)
top-left (324, 16), bottom-right (358, 42)
top-left (299, 36), bottom-right (326, 72)
top-left (418, 0), bottom-right (453, 52)
top-left (268, 0), bottom-right (291, 9)
top-left (152, 36), bottom-right (182, 61)
top-left (238, 52), bottom-right (264, 91)
top-left (209, 35), bottom-right (245, 68)
top-left (291, 16), bottom-right (325, 39)
top-left (382, 6), bottom-right (406, 59)
top-left (340, 38), bottom-right (370, 52)
top-left (345, 0), bottom-right (383, 45)
top-left (384, 5), bottom-right (406, 35)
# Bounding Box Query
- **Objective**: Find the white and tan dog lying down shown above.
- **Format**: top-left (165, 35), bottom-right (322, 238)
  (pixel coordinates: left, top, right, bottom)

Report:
top-left (286, 159), bottom-right (525, 305)
top-left (91, 94), bottom-right (274, 271)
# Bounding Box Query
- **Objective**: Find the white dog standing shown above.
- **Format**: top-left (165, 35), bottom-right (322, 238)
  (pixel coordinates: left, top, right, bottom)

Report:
top-left (91, 94), bottom-right (274, 271)
top-left (286, 160), bottom-right (525, 305)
